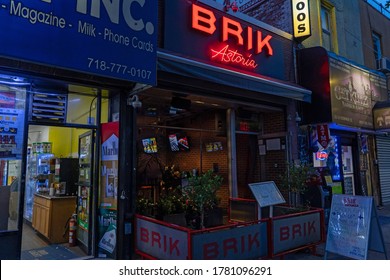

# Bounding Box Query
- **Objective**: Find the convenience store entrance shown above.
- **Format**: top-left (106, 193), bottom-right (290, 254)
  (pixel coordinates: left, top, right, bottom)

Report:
top-left (0, 72), bottom-right (121, 259)
top-left (21, 126), bottom-right (95, 260)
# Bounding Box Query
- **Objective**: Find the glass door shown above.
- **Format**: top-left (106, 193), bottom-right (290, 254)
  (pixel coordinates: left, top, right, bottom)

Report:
top-left (341, 145), bottom-right (355, 195)
top-left (77, 131), bottom-right (94, 254)
top-left (0, 80), bottom-right (28, 259)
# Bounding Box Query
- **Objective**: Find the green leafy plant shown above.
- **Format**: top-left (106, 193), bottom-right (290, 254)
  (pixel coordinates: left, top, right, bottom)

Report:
top-left (156, 189), bottom-right (187, 216)
top-left (279, 162), bottom-right (318, 208)
top-left (280, 162), bottom-right (315, 194)
top-left (155, 165), bottom-right (186, 217)
top-left (136, 197), bottom-right (154, 216)
top-left (183, 170), bottom-right (223, 229)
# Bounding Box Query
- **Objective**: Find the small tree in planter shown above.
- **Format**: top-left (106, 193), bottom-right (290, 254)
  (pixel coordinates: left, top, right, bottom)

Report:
top-left (183, 170), bottom-right (223, 229)
top-left (279, 162), bottom-right (315, 207)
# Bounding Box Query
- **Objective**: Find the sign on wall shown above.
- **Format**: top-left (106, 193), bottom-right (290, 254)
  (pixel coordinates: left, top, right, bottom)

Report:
top-left (329, 55), bottom-right (387, 129)
top-left (163, 0), bottom-right (290, 81)
top-left (292, 0), bottom-right (311, 39)
top-left (0, 0), bottom-right (157, 85)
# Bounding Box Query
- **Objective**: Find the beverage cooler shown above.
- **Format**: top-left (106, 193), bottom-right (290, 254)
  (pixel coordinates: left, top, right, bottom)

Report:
top-left (77, 131), bottom-right (94, 254)
top-left (24, 153), bottom-right (54, 222)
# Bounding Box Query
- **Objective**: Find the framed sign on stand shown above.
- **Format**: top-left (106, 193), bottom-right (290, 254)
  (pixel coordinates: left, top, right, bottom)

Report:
top-left (248, 181), bottom-right (286, 219)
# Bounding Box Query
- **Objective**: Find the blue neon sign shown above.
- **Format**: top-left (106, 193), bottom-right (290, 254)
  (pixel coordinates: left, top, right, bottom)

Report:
top-left (0, 0), bottom-right (157, 85)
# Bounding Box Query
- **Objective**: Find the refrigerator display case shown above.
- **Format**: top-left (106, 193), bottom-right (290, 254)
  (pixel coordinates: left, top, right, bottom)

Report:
top-left (24, 152), bottom-right (54, 222)
top-left (77, 131), bottom-right (94, 253)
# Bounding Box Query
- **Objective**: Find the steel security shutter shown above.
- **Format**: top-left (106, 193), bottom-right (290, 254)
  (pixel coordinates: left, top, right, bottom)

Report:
top-left (376, 135), bottom-right (390, 205)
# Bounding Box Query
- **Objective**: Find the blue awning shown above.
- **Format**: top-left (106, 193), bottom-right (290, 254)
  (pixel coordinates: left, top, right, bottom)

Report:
top-left (157, 51), bottom-right (312, 103)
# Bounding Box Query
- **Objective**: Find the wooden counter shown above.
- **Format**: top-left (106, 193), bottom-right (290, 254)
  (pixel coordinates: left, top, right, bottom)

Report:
top-left (32, 194), bottom-right (77, 244)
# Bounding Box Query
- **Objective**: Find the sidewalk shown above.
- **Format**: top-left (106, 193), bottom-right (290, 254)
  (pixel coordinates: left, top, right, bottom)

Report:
top-left (282, 204), bottom-right (390, 260)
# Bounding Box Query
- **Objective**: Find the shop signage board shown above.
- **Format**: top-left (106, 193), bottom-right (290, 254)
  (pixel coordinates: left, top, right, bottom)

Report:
top-left (0, 0), bottom-right (157, 85)
top-left (272, 211), bottom-right (322, 255)
top-left (163, 0), bottom-right (289, 81)
top-left (373, 103), bottom-right (390, 130)
top-left (325, 194), bottom-right (388, 260)
top-left (136, 217), bottom-right (189, 260)
top-left (248, 181), bottom-right (285, 207)
top-left (316, 124), bottom-right (330, 149)
top-left (191, 222), bottom-right (268, 260)
top-left (329, 54), bottom-right (387, 129)
top-left (292, 0), bottom-right (311, 39)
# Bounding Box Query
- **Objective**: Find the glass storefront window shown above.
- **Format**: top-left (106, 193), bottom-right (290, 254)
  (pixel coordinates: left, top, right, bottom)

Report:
top-left (135, 88), bottom-right (229, 214)
top-left (0, 78), bottom-right (27, 231)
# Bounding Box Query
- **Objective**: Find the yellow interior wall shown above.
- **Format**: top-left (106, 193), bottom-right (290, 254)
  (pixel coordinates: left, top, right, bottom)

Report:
top-left (49, 127), bottom-right (72, 157)
top-left (48, 98), bottom-right (109, 158)
top-left (69, 99), bottom-right (109, 157)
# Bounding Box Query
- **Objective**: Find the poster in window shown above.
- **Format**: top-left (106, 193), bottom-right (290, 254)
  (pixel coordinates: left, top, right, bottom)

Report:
top-left (0, 91), bottom-right (15, 108)
top-left (0, 108), bottom-right (25, 159)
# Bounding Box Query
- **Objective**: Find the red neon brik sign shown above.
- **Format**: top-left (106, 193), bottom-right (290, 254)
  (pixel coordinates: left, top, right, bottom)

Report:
top-left (210, 44), bottom-right (258, 69)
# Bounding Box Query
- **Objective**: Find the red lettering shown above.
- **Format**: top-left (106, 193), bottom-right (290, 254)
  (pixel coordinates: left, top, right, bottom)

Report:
top-left (222, 17), bottom-right (243, 45)
top-left (248, 232), bottom-right (260, 250)
top-left (292, 224), bottom-right (301, 239)
top-left (140, 227), bottom-right (149, 243)
top-left (169, 238), bottom-right (180, 256)
top-left (241, 235), bottom-right (245, 253)
top-left (203, 242), bottom-right (218, 259)
top-left (210, 44), bottom-right (258, 69)
top-left (151, 231), bottom-right (161, 248)
top-left (256, 31), bottom-right (273, 55)
top-left (247, 26), bottom-right (253, 50)
top-left (223, 238), bottom-right (238, 257)
top-left (280, 220), bottom-right (318, 241)
top-left (280, 226), bottom-right (289, 241)
top-left (308, 221), bottom-right (316, 235)
top-left (192, 3), bottom-right (216, 35)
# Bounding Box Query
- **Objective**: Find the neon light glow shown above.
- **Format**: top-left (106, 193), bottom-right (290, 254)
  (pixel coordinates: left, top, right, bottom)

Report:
top-left (210, 44), bottom-right (258, 69)
top-left (316, 151), bottom-right (328, 161)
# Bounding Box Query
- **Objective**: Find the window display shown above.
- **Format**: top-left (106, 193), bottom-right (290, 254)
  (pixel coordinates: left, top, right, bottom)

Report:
top-left (169, 134), bottom-right (189, 152)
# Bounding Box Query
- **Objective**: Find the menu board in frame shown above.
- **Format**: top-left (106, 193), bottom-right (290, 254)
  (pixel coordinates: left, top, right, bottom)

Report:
top-left (248, 181), bottom-right (286, 207)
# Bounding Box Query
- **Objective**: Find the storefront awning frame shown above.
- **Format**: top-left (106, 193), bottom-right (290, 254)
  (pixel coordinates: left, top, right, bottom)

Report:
top-left (157, 51), bottom-right (312, 103)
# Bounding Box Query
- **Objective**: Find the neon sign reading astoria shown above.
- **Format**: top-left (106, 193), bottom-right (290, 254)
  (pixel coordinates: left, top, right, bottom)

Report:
top-left (191, 4), bottom-right (273, 70)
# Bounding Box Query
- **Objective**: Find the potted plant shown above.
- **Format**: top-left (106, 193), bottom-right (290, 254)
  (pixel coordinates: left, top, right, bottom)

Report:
top-left (183, 169), bottom-right (223, 229)
top-left (155, 165), bottom-right (187, 226)
top-left (136, 197), bottom-right (154, 217)
top-left (279, 162), bottom-right (315, 207)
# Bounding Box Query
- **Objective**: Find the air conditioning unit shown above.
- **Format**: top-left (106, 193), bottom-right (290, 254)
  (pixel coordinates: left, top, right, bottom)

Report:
top-left (379, 57), bottom-right (390, 73)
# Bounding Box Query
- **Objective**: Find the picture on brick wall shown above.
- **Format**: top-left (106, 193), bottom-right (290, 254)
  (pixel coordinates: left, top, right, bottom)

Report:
top-left (205, 142), bottom-right (223, 152)
top-left (169, 133), bottom-right (190, 152)
top-left (142, 137), bottom-right (158, 154)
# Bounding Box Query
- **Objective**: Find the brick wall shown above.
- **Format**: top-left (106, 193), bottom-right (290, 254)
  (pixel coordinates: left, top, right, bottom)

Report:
top-left (243, 0), bottom-right (293, 34)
